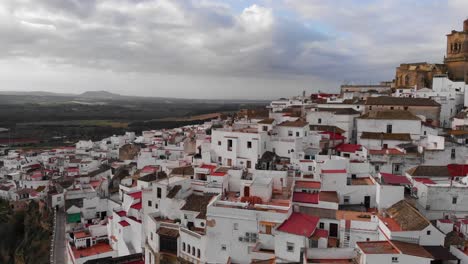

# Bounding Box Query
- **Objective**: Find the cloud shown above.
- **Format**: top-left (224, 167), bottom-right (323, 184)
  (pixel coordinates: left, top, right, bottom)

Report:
top-left (0, 0), bottom-right (466, 98)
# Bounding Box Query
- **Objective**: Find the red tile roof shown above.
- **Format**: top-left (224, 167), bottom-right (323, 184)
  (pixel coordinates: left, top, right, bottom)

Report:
top-left (321, 169), bottom-right (347, 174)
top-left (115, 210), bottom-right (127, 217)
top-left (368, 148), bottom-right (405, 155)
top-left (335, 143), bottom-right (362, 153)
top-left (130, 202), bottom-right (142, 210)
top-left (119, 220), bottom-right (130, 227)
top-left (128, 191), bottom-right (142, 199)
top-left (380, 173), bottom-right (410, 185)
top-left (447, 164), bottom-right (468, 177)
top-left (312, 229), bottom-right (329, 239)
top-left (357, 241), bottom-right (399, 254)
top-left (295, 181), bottom-right (321, 189)
top-left (200, 164), bottom-right (217, 173)
top-left (320, 131), bottom-right (346, 140)
top-left (277, 212), bottom-right (319, 237)
top-left (293, 192), bottom-right (319, 204)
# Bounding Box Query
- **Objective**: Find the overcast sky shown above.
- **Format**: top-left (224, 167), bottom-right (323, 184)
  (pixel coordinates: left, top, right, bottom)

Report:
top-left (0, 0), bottom-right (467, 99)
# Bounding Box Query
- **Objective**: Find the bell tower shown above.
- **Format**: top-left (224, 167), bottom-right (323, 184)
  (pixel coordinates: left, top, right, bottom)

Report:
top-left (444, 19), bottom-right (468, 83)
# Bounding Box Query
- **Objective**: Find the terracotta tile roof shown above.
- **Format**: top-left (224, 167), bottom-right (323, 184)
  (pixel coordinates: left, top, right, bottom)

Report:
top-left (309, 125), bottom-right (346, 134)
top-left (181, 194), bottom-right (215, 219)
top-left (166, 185), bottom-right (182, 199)
top-left (157, 227), bottom-right (179, 238)
top-left (277, 212), bottom-right (319, 237)
top-left (335, 143), bottom-right (362, 153)
top-left (321, 169), bottom-right (346, 174)
top-left (319, 191), bottom-right (339, 203)
top-left (380, 173), bottom-right (410, 185)
top-left (366, 96), bottom-right (440, 106)
top-left (119, 220), bottom-right (130, 227)
top-left (299, 207), bottom-right (337, 220)
top-left (385, 200), bottom-right (430, 231)
top-left (311, 229), bottom-right (329, 239)
top-left (170, 166), bottom-right (194, 176)
top-left (392, 240), bottom-right (433, 259)
top-left (414, 178), bottom-right (436, 184)
top-left (361, 132), bottom-right (412, 141)
top-left (368, 148), bottom-right (405, 155)
top-left (357, 241), bottom-right (399, 254)
top-left (317, 108), bottom-right (361, 115)
top-left (359, 110), bottom-right (421, 120)
top-left (257, 118), bottom-right (275, 124)
top-left (320, 131), bottom-right (346, 140)
top-left (295, 181), bottom-right (321, 189)
top-left (407, 165), bottom-right (450, 177)
top-left (278, 120), bottom-right (309, 128)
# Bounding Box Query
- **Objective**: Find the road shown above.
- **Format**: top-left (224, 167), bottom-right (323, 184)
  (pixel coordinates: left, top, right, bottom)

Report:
top-left (53, 209), bottom-right (66, 264)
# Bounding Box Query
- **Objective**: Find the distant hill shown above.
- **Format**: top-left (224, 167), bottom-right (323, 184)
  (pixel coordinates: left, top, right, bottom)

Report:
top-left (79, 91), bottom-right (121, 99)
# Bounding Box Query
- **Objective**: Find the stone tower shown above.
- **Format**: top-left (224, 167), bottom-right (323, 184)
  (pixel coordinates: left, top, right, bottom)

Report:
top-left (444, 19), bottom-right (468, 83)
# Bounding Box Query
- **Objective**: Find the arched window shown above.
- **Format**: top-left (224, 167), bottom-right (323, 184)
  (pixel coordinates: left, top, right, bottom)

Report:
top-left (182, 242), bottom-right (186, 251)
top-left (198, 249), bottom-right (201, 258)
top-left (192, 246), bottom-right (196, 256)
top-left (187, 244), bottom-right (191, 254)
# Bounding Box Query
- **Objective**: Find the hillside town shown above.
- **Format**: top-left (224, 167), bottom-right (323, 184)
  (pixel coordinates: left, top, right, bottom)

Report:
top-left (1, 19), bottom-right (468, 264)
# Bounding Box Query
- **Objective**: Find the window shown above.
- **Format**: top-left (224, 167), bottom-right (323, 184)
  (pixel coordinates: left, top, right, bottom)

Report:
top-left (182, 242), bottom-right (186, 251)
top-left (218, 141), bottom-right (221, 146)
top-left (451, 149), bottom-right (456, 160)
top-left (287, 242), bottom-right (294, 252)
top-left (427, 230), bottom-right (431, 235)
top-left (390, 106), bottom-right (394, 110)
top-left (192, 246), bottom-right (195, 256)
top-left (296, 131), bottom-right (300, 137)
top-left (375, 165), bottom-right (380, 172)
top-left (227, 139), bottom-right (233, 151)
top-left (246, 160), bottom-right (251, 169)
top-left (197, 249), bottom-right (200, 258)
top-left (221, 244), bottom-right (227, 251)
top-left (452, 197), bottom-right (458, 204)
top-left (218, 156), bottom-right (222, 163)
top-left (319, 222), bottom-right (324, 229)
top-left (369, 106), bottom-right (372, 110)
top-left (383, 144), bottom-right (388, 149)
top-left (404, 106), bottom-right (408, 110)
top-left (308, 166), bottom-right (313, 171)
top-left (157, 187), bottom-right (162, 198)
top-left (318, 118), bottom-right (322, 124)
top-left (386, 124), bottom-right (392, 134)
top-left (233, 223), bottom-right (238, 230)
top-left (394, 164), bottom-right (400, 172)
top-left (155, 203), bottom-right (158, 209)
top-left (247, 141), bottom-right (252, 149)
top-left (309, 239), bottom-right (318, 248)
top-left (288, 130), bottom-right (293, 136)
top-left (151, 232), bottom-right (153, 241)
top-left (263, 126), bottom-right (268, 131)
top-left (187, 244), bottom-right (191, 254)
top-left (344, 196), bottom-right (350, 204)
top-left (148, 200), bottom-right (152, 207)
top-left (392, 257), bottom-right (399, 263)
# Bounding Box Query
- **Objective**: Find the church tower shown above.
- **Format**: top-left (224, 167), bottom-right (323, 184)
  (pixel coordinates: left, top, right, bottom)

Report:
top-left (444, 19), bottom-right (468, 83)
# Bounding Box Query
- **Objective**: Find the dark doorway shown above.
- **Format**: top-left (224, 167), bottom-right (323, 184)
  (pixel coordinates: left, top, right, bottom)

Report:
top-left (86, 238), bottom-right (91, 248)
top-left (244, 186), bottom-right (250, 197)
top-left (364, 196), bottom-right (371, 209)
top-left (160, 235), bottom-right (178, 253)
top-left (329, 223), bottom-right (338, 237)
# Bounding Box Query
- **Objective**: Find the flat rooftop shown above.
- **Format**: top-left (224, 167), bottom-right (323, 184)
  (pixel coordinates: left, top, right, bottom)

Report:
top-left (70, 242), bottom-right (113, 259)
top-left (351, 177), bottom-right (375, 185)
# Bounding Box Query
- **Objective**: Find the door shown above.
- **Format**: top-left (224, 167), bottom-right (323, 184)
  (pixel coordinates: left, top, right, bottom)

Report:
top-left (329, 223), bottom-right (338, 237)
top-left (364, 196), bottom-right (371, 209)
top-left (244, 186), bottom-right (250, 197)
top-left (86, 238), bottom-right (91, 248)
top-left (227, 158), bottom-right (232, 166)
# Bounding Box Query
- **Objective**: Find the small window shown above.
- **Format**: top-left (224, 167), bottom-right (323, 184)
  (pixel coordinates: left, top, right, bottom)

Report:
top-left (187, 244), bottom-right (191, 254)
top-left (427, 230), bottom-right (431, 235)
top-left (375, 165), bottom-right (380, 172)
top-left (218, 141), bottom-right (221, 146)
top-left (288, 131), bottom-right (293, 136)
top-left (452, 197), bottom-right (458, 204)
top-left (148, 200), bottom-right (152, 207)
top-left (182, 242), bottom-right (185, 251)
top-left (262, 126), bottom-right (268, 131)
top-left (218, 156), bottom-right (222, 163)
top-left (221, 244), bottom-right (227, 251)
top-left (151, 232), bottom-right (153, 241)
top-left (192, 246), bottom-right (195, 256)
top-left (296, 131), bottom-right (300, 137)
top-left (319, 222), bottom-right (324, 229)
top-left (318, 118), bottom-right (322, 124)
top-left (369, 106), bottom-right (373, 110)
top-left (287, 242), bottom-right (294, 252)
top-left (155, 203), bottom-right (158, 209)
top-left (157, 187), bottom-right (162, 198)
top-left (197, 249), bottom-right (200, 258)
top-left (344, 196), bottom-right (350, 204)
top-left (392, 257), bottom-right (399, 263)
top-left (451, 149), bottom-right (456, 160)
top-left (390, 106), bottom-right (394, 110)
top-left (308, 166), bottom-right (313, 171)
top-left (386, 124), bottom-right (392, 134)
top-left (233, 223), bottom-right (238, 230)
top-left (247, 141), bottom-right (252, 149)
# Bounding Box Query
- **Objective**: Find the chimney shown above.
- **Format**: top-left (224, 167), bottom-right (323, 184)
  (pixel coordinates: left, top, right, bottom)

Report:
top-left (464, 19), bottom-right (468, 32)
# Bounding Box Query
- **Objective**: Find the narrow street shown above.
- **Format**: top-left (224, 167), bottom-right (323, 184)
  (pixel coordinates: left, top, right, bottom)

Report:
top-left (53, 209), bottom-right (66, 264)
